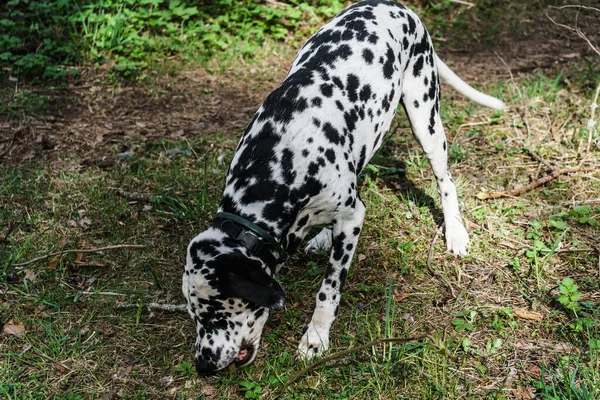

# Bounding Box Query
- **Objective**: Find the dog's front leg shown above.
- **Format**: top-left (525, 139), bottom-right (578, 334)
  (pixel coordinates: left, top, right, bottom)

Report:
top-left (298, 200), bottom-right (366, 360)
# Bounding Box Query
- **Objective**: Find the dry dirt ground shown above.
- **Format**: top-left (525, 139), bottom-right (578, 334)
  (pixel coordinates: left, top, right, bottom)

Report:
top-left (1, 3), bottom-right (598, 168)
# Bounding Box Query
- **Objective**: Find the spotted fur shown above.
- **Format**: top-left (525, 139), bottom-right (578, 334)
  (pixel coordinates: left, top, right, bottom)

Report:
top-left (183, 0), bottom-right (504, 375)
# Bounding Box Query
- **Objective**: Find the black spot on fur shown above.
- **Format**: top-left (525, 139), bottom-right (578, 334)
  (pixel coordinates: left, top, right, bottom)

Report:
top-left (320, 83), bottom-right (334, 98)
top-left (332, 232), bottom-right (347, 261)
top-left (281, 148), bottom-right (296, 185)
top-left (357, 145), bottom-right (367, 172)
top-left (362, 48), bottom-right (374, 64)
top-left (325, 148), bottom-right (336, 163)
top-left (359, 84), bottom-right (372, 102)
top-left (308, 162), bottom-right (320, 176)
top-left (413, 55), bottom-right (424, 77)
top-left (344, 109), bottom-right (359, 133)
top-left (428, 106), bottom-right (436, 135)
top-left (323, 122), bottom-right (342, 145)
top-left (333, 76), bottom-right (344, 90)
top-left (382, 44), bottom-right (395, 79)
top-left (339, 269), bottom-right (348, 290)
top-left (346, 74), bottom-right (360, 103)
top-left (297, 214), bottom-right (309, 228)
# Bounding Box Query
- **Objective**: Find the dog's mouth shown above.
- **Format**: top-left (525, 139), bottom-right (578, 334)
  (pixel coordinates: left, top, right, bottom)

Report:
top-left (234, 342), bottom-right (255, 367)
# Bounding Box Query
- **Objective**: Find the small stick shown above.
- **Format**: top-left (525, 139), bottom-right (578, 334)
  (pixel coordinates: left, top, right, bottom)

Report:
top-left (1, 220), bottom-right (15, 244)
top-left (550, 5), bottom-right (600, 13)
top-left (278, 336), bottom-right (427, 391)
top-left (478, 82), bottom-right (600, 200)
top-left (116, 189), bottom-right (162, 202)
top-left (476, 165), bottom-right (599, 200)
top-left (427, 225), bottom-right (458, 298)
top-left (494, 51), bottom-right (521, 99)
top-left (12, 244), bottom-right (145, 267)
top-left (522, 147), bottom-right (556, 172)
top-left (116, 302), bottom-right (187, 313)
top-left (35, 351), bottom-right (71, 372)
top-left (546, 13), bottom-right (600, 57)
top-left (449, 0), bottom-right (475, 8)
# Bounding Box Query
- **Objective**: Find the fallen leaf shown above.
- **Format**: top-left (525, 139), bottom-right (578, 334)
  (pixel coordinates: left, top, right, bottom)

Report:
top-left (402, 313), bottom-right (415, 325)
top-left (524, 364), bottom-right (541, 379)
top-left (3, 320), bottom-right (25, 337)
top-left (159, 376), bottom-right (174, 387)
top-left (23, 269), bottom-right (36, 282)
top-left (79, 217), bottom-right (92, 229)
top-left (513, 386), bottom-right (535, 400)
top-left (514, 308), bottom-right (543, 321)
top-left (75, 252), bottom-right (84, 264)
top-left (48, 255), bottom-right (61, 269)
top-left (54, 362), bottom-right (67, 373)
top-left (393, 291), bottom-right (410, 302)
top-left (357, 254), bottom-right (366, 262)
top-left (515, 341), bottom-right (536, 350)
top-left (554, 343), bottom-right (579, 354)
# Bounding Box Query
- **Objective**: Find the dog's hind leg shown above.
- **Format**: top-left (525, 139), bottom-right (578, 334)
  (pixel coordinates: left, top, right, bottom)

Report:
top-left (298, 199), bottom-right (366, 360)
top-left (305, 228), bottom-right (333, 253)
top-left (401, 54), bottom-right (469, 256)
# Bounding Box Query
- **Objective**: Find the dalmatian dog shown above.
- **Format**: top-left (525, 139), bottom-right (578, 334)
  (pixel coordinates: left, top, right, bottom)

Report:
top-left (183, 0), bottom-right (504, 375)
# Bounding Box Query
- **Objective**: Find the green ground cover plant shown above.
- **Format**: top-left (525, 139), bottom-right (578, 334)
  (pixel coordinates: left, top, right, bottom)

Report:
top-left (1, 0), bottom-right (344, 82)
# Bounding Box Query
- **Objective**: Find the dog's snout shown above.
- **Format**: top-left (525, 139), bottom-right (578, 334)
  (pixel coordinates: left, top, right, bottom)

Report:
top-left (195, 357), bottom-right (218, 376)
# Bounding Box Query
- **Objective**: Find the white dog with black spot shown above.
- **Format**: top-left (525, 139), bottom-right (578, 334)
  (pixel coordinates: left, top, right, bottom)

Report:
top-left (182, 0), bottom-right (504, 375)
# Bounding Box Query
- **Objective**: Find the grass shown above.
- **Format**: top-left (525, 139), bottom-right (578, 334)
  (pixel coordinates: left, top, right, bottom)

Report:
top-left (2, 0), bottom-right (600, 399)
top-left (4, 65), bottom-right (599, 398)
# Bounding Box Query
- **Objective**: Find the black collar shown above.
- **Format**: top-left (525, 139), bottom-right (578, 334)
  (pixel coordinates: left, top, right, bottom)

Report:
top-left (213, 212), bottom-right (288, 268)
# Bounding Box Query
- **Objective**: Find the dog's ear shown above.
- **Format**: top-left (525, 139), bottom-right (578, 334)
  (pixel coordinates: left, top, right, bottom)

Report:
top-left (211, 254), bottom-right (285, 310)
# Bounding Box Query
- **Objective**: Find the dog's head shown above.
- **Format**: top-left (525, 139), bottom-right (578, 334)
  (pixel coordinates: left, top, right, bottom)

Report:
top-left (182, 229), bottom-right (285, 375)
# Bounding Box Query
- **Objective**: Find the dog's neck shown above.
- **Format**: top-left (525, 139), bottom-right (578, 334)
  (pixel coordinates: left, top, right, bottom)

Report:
top-left (217, 203), bottom-right (297, 248)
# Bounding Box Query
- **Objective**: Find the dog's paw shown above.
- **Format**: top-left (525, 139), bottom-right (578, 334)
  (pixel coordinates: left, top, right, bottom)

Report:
top-left (445, 220), bottom-right (469, 256)
top-left (304, 228), bottom-right (333, 254)
top-left (297, 323), bottom-right (330, 360)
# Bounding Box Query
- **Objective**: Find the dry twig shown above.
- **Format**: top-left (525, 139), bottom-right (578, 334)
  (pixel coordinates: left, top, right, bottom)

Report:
top-left (116, 188), bottom-right (163, 202)
top-left (427, 224), bottom-right (459, 298)
top-left (449, 0), bottom-right (475, 8)
top-left (277, 336), bottom-right (427, 391)
top-left (116, 302), bottom-right (187, 317)
top-left (12, 244), bottom-right (145, 267)
top-left (477, 83), bottom-right (600, 200)
top-left (477, 6), bottom-right (600, 200)
top-left (547, 6), bottom-right (600, 57)
top-left (476, 165), bottom-right (598, 200)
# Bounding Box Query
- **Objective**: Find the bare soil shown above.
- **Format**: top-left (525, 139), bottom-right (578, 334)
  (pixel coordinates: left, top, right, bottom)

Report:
top-left (1, 2), bottom-right (598, 168)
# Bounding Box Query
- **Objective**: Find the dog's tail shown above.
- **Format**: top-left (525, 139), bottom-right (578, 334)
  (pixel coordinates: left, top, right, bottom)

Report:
top-left (435, 55), bottom-right (505, 110)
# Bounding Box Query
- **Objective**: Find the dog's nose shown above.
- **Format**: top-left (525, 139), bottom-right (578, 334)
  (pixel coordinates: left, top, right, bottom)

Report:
top-left (195, 357), bottom-right (218, 376)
